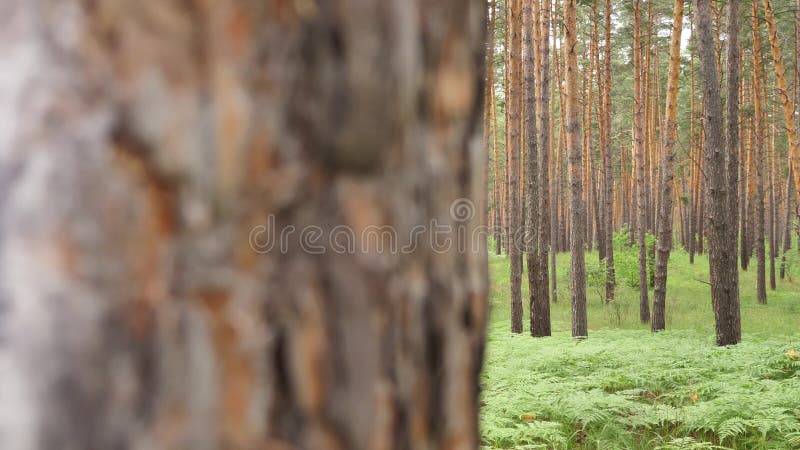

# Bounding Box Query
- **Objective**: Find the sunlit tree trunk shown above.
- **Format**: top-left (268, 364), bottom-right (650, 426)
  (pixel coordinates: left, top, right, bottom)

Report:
top-left (696, 0), bottom-right (742, 346)
top-left (762, 0), bottom-right (800, 208)
top-left (0, 0), bottom-right (488, 448)
top-left (508, 0), bottom-right (524, 333)
top-left (652, 0), bottom-right (685, 332)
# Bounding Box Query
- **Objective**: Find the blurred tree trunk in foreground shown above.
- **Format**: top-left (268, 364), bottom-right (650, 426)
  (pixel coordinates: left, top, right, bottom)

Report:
top-left (0, 1), bottom-right (488, 449)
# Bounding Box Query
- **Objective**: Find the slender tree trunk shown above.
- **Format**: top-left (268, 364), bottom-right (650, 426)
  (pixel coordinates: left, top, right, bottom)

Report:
top-left (653, 0), bottom-right (685, 332)
top-left (564, 0), bottom-right (588, 338)
top-left (602, 0), bottom-right (616, 302)
top-left (741, 80), bottom-right (750, 270)
top-left (690, 15), bottom-right (697, 264)
top-left (0, 1), bottom-right (488, 448)
top-left (634, 0), bottom-right (650, 323)
top-left (781, 169), bottom-right (794, 279)
top-left (539, 0), bottom-right (555, 309)
top-left (593, 0), bottom-right (605, 261)
top-left (525, 0), bottom-right (550, 337)
top-left (696, 0), bottom-right (742, 346)
top-left (508, 0), bottom-right (524, 333)
top-left (769, 122), bottom-right (777, 290)
top-left (762, 0), bottom-right (800, 208)
top-left (487, 0), bottom-right (502, 256)
top-left (725, 0), bottom-right (742, 317)
top-left (753, 0), bottom-right (768, 304)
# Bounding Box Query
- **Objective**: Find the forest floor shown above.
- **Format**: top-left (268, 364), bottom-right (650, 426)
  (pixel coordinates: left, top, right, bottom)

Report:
top-left (481, 235), bottom-right (800, 449)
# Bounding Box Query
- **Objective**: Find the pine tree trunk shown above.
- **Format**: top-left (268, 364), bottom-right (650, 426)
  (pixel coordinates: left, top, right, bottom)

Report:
top-left (762, 0), bottom-right (800, 209)
top-left (753, 0), bottom-right (768, 304)
top-left (634, 0), bottom-right (650, 323)
top-left (696, 0), bottom-right (742, 346)
top-left (0, 0), bottom-right (488, 448)
top-left (489, 0), bottom-right (503, 256)
top-left (653, 0), bottom-right (685, 332)
top-left (725, 0), bottom-right (742, 315)
top-left (768, 124), bottom-right (777, 290)
top-left (564, 0), bottom-right (587, 338)
top-left (540, 0), bottom-right (555, 308)
top-left (508, 0), bottom-right (524, 333)
top-left (525, 0), bottom-right (550, 337)
top-left (602, 0), bottom-right (616, 302)
top-left (781, 169), bottom-right (794, 279)
top-left (689, 19), bottom-right (697, 265)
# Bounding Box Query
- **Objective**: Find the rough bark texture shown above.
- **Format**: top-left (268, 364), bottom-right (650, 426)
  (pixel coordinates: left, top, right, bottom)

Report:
top-left (634, 0), bottom-right (650, 324)
top-left (524, 0), bottom-right (549, 337)
top-left (508, 0), bottom-right (524, 334)
top-left (696, 0), bottom-right (742, 346)
top-left (0, 1), bottom-right (488, 449)
top-left (652, 0), bottom-right (685, 332)
top-left (539, 0), bottom-right (554, 308)
top-left (724, 0), bottom-right (742, 315)
top-left (564, 0), bottom-right (587, 338)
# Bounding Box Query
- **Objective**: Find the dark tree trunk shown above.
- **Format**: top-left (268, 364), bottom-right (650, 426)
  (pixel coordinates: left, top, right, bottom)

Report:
top-left (524, 0), bottom-right (550, 337)
top-left (564, 0), bottom-right (588, 338)
top-left (696, 0), bottom-right (742, 346)
top-left (0, 1), bottom-right (488, 448)
top-left (508, 0), bottom-right (524, 333)
top-left (725, 0), bottom-right (742, 313)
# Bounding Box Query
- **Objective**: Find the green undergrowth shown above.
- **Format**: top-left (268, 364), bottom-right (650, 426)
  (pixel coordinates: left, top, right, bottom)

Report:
top-left (481, 236), bottom-right (800, 449)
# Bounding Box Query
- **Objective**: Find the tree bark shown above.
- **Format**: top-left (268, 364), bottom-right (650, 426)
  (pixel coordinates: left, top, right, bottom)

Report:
top-left (0, 1), bottom-right (488, 449)
top-left (696, 0), bottom-right (742, 346)
top-left (781, 169), bottom-right (794, 279)
top-left (540, 0), bottom-right (555, 308)
top-left (752, 0), bottom-right (768, 304)
top-left (652, 0), bottom-right (685, 332)
top-left (488, 0), bottom-right (503, 256)
top-left (725, 0), bottom-right (742, 314)
top-left (564, 0), bottom-right (588, 338)
top-left (508, 0), bottom-right (524, 333)
top-left (634, 0), bottom-right (650, 323)
top-left (602, 0), bottom-right (616, 302)
top-left (768, 123), bottom-right (777, 290)
top-left (525, 0), bottom-right (550, 337)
